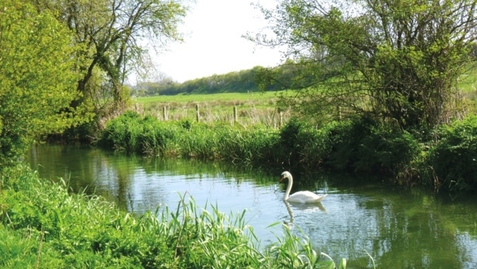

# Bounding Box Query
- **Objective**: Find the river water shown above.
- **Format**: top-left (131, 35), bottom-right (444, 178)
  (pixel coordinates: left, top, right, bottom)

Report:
top-left (28, 144), bottom-right (477, 268)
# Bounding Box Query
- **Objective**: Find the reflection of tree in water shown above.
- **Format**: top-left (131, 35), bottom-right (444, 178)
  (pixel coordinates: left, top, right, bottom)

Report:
top-left (28, 145), bottom-right (233, 212)
top-left (28, 144), bottom-right (147, 211)
top-left (297, 192), bottom-right (477, 268)
top-left (373, 194), bottom-right (477, 268)
top-left (28, 144), bottom-right (105, 194)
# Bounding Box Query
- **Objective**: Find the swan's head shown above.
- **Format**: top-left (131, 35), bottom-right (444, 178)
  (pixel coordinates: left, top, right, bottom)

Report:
top-left (279, 171), bottom-right (292, 182)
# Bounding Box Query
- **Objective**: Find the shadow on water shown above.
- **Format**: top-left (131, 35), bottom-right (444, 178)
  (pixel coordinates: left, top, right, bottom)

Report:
top-left (28, 144), bottom-right (477, 269)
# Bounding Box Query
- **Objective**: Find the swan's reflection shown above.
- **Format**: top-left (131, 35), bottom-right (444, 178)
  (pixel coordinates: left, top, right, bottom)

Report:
top-left (283, 200), bottom-right (326, 225)
top-left (284, 200), bottom-right (295, 224)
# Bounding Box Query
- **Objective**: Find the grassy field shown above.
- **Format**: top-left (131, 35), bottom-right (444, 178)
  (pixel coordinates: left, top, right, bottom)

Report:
top-left (134, 91), bottom-right (281, 105)
top-left (132, 72), bottom-right (477, 127)
top-left (132, 91), bottom-right (291, 127)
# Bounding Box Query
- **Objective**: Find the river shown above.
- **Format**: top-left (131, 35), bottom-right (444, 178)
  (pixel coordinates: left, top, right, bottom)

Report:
top-left (28, 144), bottom-right (477, 269)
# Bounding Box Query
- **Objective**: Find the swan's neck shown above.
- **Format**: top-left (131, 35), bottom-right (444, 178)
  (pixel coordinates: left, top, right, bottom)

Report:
top-left (284, 175), bottom-right (293, 200)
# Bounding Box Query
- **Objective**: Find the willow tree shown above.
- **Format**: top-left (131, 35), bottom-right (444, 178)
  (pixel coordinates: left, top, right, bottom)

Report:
top-left (255, 0), bottom-right (477, 129)
top-left (31, 0), bottom-right (187, 126)
top-left (0, 1), bottom-right (85, 166)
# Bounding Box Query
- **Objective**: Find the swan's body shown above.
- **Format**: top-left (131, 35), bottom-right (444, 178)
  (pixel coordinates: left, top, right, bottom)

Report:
top-left (280, 171), bottom-right (327, 203)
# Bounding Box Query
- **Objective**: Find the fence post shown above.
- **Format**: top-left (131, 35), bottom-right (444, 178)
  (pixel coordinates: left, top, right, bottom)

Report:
top-left (163, 106), bottom-right (168, 121)
top-left (196, 104), bottom-right (200, 122)
top-left (233, 106), bottom-right (238, 123)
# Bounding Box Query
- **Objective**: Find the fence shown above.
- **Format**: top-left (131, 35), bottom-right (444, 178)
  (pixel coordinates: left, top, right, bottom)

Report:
top-left (133, 102), bottom-right (291, 128)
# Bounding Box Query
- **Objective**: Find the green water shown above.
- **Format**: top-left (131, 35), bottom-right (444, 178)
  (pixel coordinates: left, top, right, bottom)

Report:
top-left (28, 144), bottom-right (477, 268)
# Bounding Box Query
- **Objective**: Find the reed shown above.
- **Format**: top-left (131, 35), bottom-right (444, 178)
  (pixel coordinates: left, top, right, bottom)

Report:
top-left (98, 112), bottom-right (421, 178)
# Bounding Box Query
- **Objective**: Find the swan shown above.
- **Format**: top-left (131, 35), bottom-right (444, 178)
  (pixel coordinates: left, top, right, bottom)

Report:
top-left (279, 171), bottom-right (327, 203)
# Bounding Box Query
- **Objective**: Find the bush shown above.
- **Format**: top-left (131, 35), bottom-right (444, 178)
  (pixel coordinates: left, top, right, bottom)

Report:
top-left (426, 115), bottom-right (477, 191)
top-left (99, 111), bottom-right (176, 155)
top-left (276, 118), bottom-right (332, 172)
top-left (215, 124), bottom-right (278, 167)
top-left (324, 116), bottom-right (419, 176)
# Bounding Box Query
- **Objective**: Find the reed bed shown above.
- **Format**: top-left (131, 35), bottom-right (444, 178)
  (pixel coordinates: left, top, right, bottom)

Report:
top-left (0, 165), bottom-right (349, 268)
top-left (99, 111), bottom-right (477, 192)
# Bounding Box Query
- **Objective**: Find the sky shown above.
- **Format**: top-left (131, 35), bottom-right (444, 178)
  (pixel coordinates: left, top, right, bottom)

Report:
top-left (149, 0), bottom-right (282, 83)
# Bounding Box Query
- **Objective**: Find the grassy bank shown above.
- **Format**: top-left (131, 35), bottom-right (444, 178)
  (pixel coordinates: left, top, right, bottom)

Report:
top-left (99, 111), bottom-right (477, 192)
top-left (0, 165), bottom-right (348, 268)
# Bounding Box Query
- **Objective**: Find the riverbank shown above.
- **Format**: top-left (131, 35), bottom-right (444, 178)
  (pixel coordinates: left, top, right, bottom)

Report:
top-left (0, 165), bottom-right (346, 268)
top-left (98, 111), bottom-right (477, 193)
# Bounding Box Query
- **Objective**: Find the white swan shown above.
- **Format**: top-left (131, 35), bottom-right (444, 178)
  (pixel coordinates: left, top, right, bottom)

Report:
top-left (279, 171), bottom-right (327, 203)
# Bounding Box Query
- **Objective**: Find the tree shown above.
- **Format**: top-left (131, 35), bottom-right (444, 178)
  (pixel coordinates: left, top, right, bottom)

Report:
top-left (0, 0), bottom-right (86, 166)
top-left (254, 0), bottom-right (477, 129)
top-left (30, 0), bottom-right (187, 126)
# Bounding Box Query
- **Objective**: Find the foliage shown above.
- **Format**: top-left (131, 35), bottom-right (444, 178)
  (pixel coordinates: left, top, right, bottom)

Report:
top-left (325, 116), bottom-right (420, 176)
top-left (276, 118), bottom-right (331, 172)
top-left (426, 115), bottom-right (477, 191)
top-left (136, 66), bottom-right (271, 96)
top-left (29, 0), bottom-right (187, 132)
top-left (0, 0), bottom-right (88, 167)
top-left (100, 112), bottom-right (422, 182)
top-left (99, 111), bottom-right (176, 155)
top-left (254, 0), bottom-right (477, 130)
top-left (100, 112), bottom-right (280, 167)
top-left (0, 165), bottom-right (344, 268)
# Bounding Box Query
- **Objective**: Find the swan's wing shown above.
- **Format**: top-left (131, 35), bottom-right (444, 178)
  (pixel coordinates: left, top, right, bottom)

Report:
top-left (288, 191), bottom-right (326, 203)
top-left (313, 193), bottom-right (327, 202)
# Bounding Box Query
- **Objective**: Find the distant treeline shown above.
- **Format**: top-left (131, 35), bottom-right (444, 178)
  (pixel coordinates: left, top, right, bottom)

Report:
top-left (133, 63), bottom-right (312, 96)
top-left (133, 66), bottom-right (270, 96)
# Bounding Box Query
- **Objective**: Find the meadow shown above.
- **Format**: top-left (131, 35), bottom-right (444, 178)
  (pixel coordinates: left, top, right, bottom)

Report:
top-left (133, 71), bottom-right (477, 127)
top-left (132, 91), bottom-right (293, 128)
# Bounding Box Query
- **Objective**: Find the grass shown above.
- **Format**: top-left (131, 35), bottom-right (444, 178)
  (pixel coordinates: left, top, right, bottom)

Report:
top-left (0, 165), bottom-right (354, 268)
top-left (132, 72), bottom-right (477, 127)
top-left (132, 91), bottom-right (291, 128)
top-left (134, 91), bottom-right (280, 105)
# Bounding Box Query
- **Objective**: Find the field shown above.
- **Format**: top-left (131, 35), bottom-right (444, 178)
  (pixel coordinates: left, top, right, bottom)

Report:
top-left (132, 91), bottom-right (291, 128)
top-left (132, 72), bottom-right (477, 127)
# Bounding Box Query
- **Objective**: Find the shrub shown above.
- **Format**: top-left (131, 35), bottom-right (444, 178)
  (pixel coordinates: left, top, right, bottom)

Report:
top-left (276, 118), bottom-right (332, 172)
top-left (215, 124), bottom-right (278, 167)
top-left (98, 112), bottom-right (422, 181)
top-left (99, 111), bottom-right (176, 155)
top-left (99, 111), bottom-right (142, 152)
top-left (426, 115), bottom-right (477, 191)
top-left (324, 115), bottom-right (419, 176)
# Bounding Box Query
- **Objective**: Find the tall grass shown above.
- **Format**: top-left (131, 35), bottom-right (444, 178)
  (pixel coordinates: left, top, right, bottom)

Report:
top-left (99, 110), bottom-right (477, 191)
top-left (0, 165), bottom-right (350, 268)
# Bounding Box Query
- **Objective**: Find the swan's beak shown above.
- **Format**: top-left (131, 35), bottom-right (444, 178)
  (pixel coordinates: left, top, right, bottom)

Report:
top-left (279, 176), bottom-right (285, 182)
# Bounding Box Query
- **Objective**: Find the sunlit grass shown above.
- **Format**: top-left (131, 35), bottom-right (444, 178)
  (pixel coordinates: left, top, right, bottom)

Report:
top-left (132, 91), bottom-right (290, 127)
top-left (134, 91), bottom-right (281, 105)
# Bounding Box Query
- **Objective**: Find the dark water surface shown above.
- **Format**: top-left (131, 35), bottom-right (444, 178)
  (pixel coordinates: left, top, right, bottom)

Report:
top-left (28, 144), bottom-right (477, 268)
